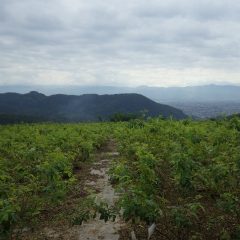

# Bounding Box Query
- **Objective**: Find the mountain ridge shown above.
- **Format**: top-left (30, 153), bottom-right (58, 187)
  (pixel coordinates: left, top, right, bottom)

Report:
top-left (0, 92), bottom-right (187, 123)
top-left (1, 84), bottom-right (240, 102)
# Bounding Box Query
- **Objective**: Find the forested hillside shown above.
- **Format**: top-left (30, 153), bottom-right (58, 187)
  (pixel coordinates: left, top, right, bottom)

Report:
top-left (0, 92), bottom-right (187, 123)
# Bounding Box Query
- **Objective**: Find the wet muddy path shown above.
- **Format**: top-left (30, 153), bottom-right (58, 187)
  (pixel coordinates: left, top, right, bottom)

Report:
top-left (78, 141), bottom-right (124, 240)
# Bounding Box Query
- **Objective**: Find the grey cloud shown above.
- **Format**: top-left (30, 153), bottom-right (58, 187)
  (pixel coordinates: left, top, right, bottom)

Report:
top-left (135, 1), bottom-right (240, 21)
top-left (0, 0), bottom-right (240, 86)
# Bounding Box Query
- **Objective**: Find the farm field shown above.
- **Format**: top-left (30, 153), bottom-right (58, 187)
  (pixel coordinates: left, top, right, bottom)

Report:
top-left (1, 117), bottom-right (240, 239)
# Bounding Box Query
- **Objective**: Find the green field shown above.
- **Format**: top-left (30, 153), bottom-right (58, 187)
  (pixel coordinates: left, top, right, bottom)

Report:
top-left (1, 117), bottom-right (240, 239)
top-left (0, 123), bottom-right (111, 238)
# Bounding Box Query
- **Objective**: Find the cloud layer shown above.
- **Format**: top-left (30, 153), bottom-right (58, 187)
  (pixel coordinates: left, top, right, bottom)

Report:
top-left (0, 0), bottom-right (240, 86)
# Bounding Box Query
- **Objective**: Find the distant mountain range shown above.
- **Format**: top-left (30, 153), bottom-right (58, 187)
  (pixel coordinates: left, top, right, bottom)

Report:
top-left (0, 92), bottom-right (187, 123)
top-left (136, 85), bottom-right (240, 102)
top-left (1, 84), bottom-right (240, 102)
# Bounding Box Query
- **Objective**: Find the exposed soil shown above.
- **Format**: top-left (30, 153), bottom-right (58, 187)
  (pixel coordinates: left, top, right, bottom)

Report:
top-left (78, 148), bottom-right (124, 240)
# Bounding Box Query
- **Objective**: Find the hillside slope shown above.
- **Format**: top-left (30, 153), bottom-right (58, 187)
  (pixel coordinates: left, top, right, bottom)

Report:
top-left (0, 91), bottom-right (187, 123)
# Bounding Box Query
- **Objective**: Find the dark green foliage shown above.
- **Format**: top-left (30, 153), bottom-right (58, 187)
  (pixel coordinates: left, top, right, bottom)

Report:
top-left (0, 92), bottom-right (187, 124)
top-left (0, 114), bottom-right (48, 124)
top-left (109, 112), bottom-right (143, 122)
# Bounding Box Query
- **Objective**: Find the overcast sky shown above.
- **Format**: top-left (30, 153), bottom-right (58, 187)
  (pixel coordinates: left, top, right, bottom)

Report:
top-left (0, 0), bottom-right (240, 87)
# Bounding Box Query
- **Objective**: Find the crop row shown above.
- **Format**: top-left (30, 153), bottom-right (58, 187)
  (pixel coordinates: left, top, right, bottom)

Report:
top-left (111, 118), bottom-right (240, 239)
top-left (0, 123), bottom-right (110, 237)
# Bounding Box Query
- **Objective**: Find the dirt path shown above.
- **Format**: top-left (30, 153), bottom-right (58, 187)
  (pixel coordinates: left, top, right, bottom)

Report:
top-left (79, 148), bottom-right (123, 240)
